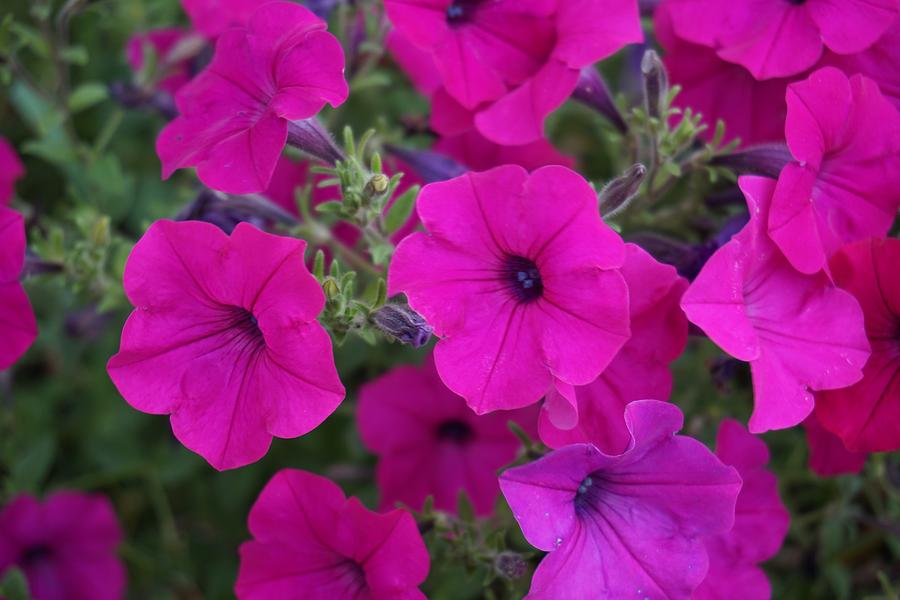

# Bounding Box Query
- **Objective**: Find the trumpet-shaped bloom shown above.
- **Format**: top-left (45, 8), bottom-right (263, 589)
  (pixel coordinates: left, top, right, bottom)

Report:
top-left (664, 0), bottom-right (900, 79)
top-left (0, 492), bottom-right (125, 600)
top-left (500, 400), bottom-right (742, 600)
top-left (384, 0), bottom-right (642, 145)
top-left (0, 137), bottom-right (24, 205)
top-left (0, 207), bottom-right (37, 370)
top-left (236, 469), bottom-right (429, 599)
top-left (768, 68), bottom-right (900, 275)
top-left (389, 165), bottom-right (630, 416)
top-left (655, 4), bottom-right (789, 147)
top-left (156, 1), bottom-right (348, 194)
top-left (357, 353), bottom-right (536, 516)
top-left (803, 415), bottom-right (867, 477)
top-left (694, 420), bottom-right (789, 600)
top-left (681, 176), bottom-right (870, 433)
top-left (815, 238), bottom-right (900, 452)
top-left (538, 244), bottom-right (688, 453)
top-left (107, 220), bottom-right (344, 470)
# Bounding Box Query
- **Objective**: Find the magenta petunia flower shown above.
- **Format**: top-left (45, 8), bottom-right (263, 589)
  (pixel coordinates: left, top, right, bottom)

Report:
top-left (814, 238), bottom-right (900, 453)
top-left (0, 207), bottom-right (37, 371)
top-left (236, 469), bottom-right (429, 599)
top-left (384, 0), bottom-right (642, 145)
top-left (388, 164), bottom-right (631, 416)
top-left (664, 0), bottom-right (900, 79)
top-left (655, 3), bottom-right (790, 147)
top-left (768, 68), bottom-right (900, 275)
top-left (156, 1), bottom-right (348, 194)
top-left (803, 414), bottom-right (867, 477)
top-left (538, 244), bottom-right (688, 454)
top-left (0, 136), bottom-right (24, 205)
top-left (107, 220), bottom-right (344, 470)
top-left (181, 0), bottom-right (270, 38)
top-left (693, 419), bottom-right (789, 600)
top-left (126, 28), bottom-right (195, 95)
top-left (0, 492), bottom-right (125, 600)
top-left (681, 176), bottom-right (870, 433)
top-left (500, 400), bottom-right (742, 599)
top-left (357, 353), bottom-right (536, 516)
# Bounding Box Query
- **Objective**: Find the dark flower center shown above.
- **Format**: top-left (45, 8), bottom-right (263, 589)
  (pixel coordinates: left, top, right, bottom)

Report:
top-left (446, 0), bottom-right (480, 24)
top-left (786, 0), bottom-right (806, 4)
top-left (436, 419), bottom-right (474, 443)
top-left (573, 475), bottom-right (601, 513)
top-left (21, 544), bottom-right (52, 566)
top-left (501, 255), bottom-right (543, 303)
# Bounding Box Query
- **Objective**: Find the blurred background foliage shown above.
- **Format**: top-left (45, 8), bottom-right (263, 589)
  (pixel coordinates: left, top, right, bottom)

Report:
top-left (0, 0), bottom-right (898, 598)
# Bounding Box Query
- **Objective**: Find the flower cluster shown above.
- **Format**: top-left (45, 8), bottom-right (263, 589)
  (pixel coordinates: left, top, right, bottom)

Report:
top-left (4, 0), bottom-right (900, 597)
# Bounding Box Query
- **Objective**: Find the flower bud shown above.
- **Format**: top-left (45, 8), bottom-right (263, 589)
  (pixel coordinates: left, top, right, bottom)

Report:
top-left (599, 164), bottom-right (646, 217)
top-left (286, 117), bottom-right (345, 165)
top-left (571, 67), bottom-right (627, 133)
top-left (641, 49), bottom-right (668, 119)
top-left (711, 143), bottom-right (794, 179)
top-left (494, 551), bottom-right (527, 580)
top-left (364, 173), bottom-right (390, 198)
top-left (322, 277), bottom-right (341, 301)
top-left (371, 303), bottom-right (433, 348)
top-left (384, 145), bottom-right (467, 183)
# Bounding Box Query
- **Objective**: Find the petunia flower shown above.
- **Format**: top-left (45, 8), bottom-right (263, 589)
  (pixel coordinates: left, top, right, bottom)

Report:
top-left (387, 27), bottom-right (575, 172)
top-left (0, 491), bottom-right (125, 600)
top-left (681, 176), bottom-right (870, 433)
top-left (655, 3), bottom-right (790, 147)
top-left (768, 68), bottom-right (900, 275)
top-left (0, 136), bottom-right (24, 206)
top-left (107, 220), bottom-right (344, 470)
top-left (538, 244), bottom-right (688, 453)
top-left (693, 419), bottom-right (790, 600)
top-left (663, 0), bottom-right (900, 79)
top-left (235, 469), bottom-right (429, 599)
top-left (0, 206), bottom-right (38, 371)
top-left (156, 1), bottom-right (349, 194)
top-left (803, 414), bottom-right (868, 477)
top-left (388, 164), bottom-right (631, 416)
top-left (500, 400), bottom-right (742, 600)
top-left (357, 353), bottom-right (536, 516)
top-left (815, 238), bottom-right (900, 453)
top-left (384, 0), bottom-right (642, 145)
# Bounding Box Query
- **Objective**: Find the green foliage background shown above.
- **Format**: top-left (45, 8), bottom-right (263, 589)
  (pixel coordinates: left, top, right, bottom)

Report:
top-left (0, 0), bottom-right (898, 598)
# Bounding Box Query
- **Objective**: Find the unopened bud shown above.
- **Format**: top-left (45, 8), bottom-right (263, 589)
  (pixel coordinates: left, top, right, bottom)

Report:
top-left (384, 145), bottom-right (467, 183)
top-left (322, 278), bottom-right (341, 301)
top-left (371, 303), bottom-right (433, 348)
top-left (286, 117), bottom-right (345, 165)
top-left (364, 173), bottom-right (390, 198)
top-left (711, 143), bottom-right (793, 179)
top-left (599, 164), bottom-right (646, 217)
top-left (494, 552), bottom-right (527, 580)
top-left (571, 67), bottom-right (627, 134)
top-left (641, 49), bottom-right (668, 119)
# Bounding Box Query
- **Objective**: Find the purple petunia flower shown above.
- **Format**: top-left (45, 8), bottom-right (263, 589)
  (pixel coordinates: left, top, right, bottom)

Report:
top-left (500, 400), bottom-right (742, 599)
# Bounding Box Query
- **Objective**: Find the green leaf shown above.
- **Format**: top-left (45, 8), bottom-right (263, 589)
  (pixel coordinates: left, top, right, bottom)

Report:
top-left (315, 200), bottom-right (344, 214)
top-left (384, 185), bottom-right (419, 233)
top-left (60, 45), bottom-right (89, 65)
top-left (68, 82), bottom-right (108, 113)
top-left (0, 568), bottom-right (32, 600)
top-left (457, 490), bottom-right (476, 525)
